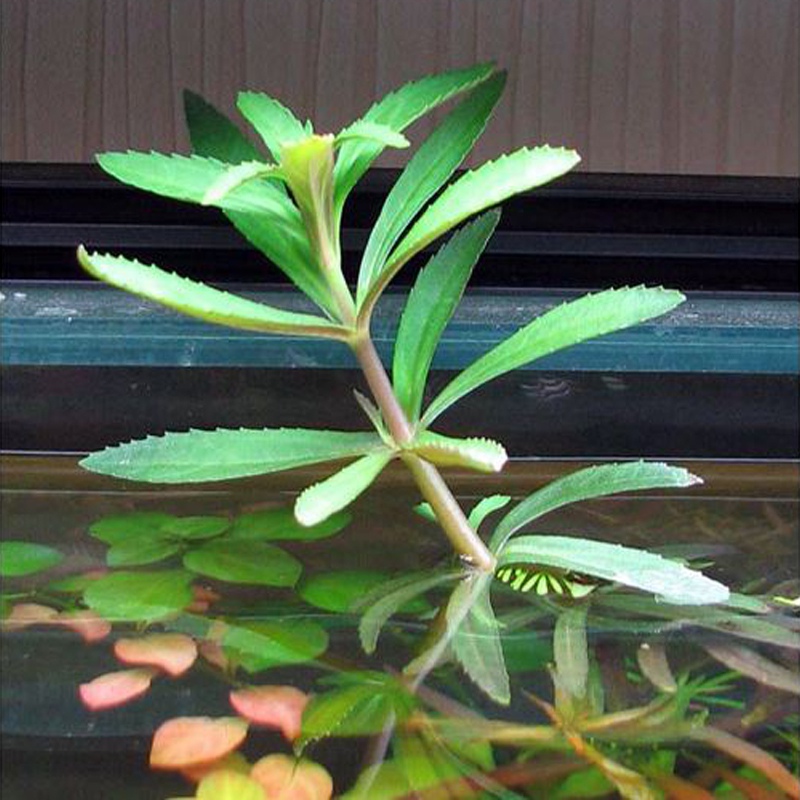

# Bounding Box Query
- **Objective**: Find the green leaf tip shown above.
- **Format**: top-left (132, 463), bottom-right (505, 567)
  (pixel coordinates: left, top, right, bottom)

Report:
top-left (410, 432), bottom-right (507, 473)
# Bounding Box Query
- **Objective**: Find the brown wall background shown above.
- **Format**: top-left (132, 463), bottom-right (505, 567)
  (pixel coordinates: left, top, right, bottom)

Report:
top-left (1, 0), bottom-right (797, 175)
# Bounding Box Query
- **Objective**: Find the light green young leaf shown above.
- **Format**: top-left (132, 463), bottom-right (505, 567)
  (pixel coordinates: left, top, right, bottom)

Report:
top-left (89, 512), bottom-right (176, 544)
top-left (77, 248), bottom-right (349, 339)
top-left (490, 461), bottom-right (702, 552)
top-left (376, 146), bottom-right (580, 301)
top-left (201, 160), bottom-right (283, 205)
top-left (392, 212), bottom-right (500, 419)
top-left (295, 450), bottom-right (394, 527)
top-left (183, 540), bottom-right (301, 587)
top-left (357, 569), bottom-right (461, 654)
top-left (0, 541), bottom-right (63, 577)
top-left (236, 91), bottom-right (309, 161)
top-left (83, 570), bottom-right (194, 622)
top-left (183, 89), bottom-right (263, 165)
top-left (358, 74), bottom-right (506, 307)
top-left (335, 121), bottom-right (410, 149)
top-left (423, 286), bottom-right (685, 426)
top-left (184, 94), bottom-right (333, 315)
top-left (468, 495), bottom-right (512, 532)
top-left (333, 62), bottom-right (496, 213)
top-left (80, 427), bottom-right (384, 483)
top-left (448, 574), bottom-right (510, 705)
top-left (410, 431), bottom-right (507, 473)
top-left (498, 536), bottom-right (730, 605)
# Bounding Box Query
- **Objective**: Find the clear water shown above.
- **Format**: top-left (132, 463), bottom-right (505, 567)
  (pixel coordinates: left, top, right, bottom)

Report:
top-left (2, 455), bottom-right (798, 800)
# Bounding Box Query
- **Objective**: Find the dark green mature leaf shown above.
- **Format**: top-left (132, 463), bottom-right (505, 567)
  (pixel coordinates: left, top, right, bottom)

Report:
top-left (183, 541), bottom-right (301, 587)
top-left (106, 537), bottom-right (181, 568)
top-left (227, 507), bottom-right (350, 542)
top-left (183, 90), bottom-right (263, 164)
top-left (222, 618), bottom-right (328, 674)
top-left (358, 75), bottom-right (505, 307)
top-left (294, 450), bottom-right (394, 527)
top-left (236, 91), bottom-right (308, 161)
top-left (0, 541), bottom-right (62, 577)
top-left (83, 570), bottom-right (194, 622)
top-left (333, 62), bottom-right (496, 214)
top-left (298, 570), bottom-right (389, 613)
top-left (161, 516), bottom-right (230, 540)
top-left (358, 569), bottom-right (461, 654)
top-left (78, 248), bottom-right (347, 339)
top-left (499, 536), bottom-right (730, 605)
top-left (89, 512), bottom-right (176, 544)
top-left (490, 461), bottom-right (702, 552)
top-left (184, 93), bottom-right (333, 315)
top-left (379, 146), bottom-right (580, 300)
top-left (80, 427), bottom-right (384, 483)
top-left (392, 212), bottom-right (500, 419)
top-left (448, 574), bottom-right (510, 705)
top-left (423, 286), bottom-right (685, 426)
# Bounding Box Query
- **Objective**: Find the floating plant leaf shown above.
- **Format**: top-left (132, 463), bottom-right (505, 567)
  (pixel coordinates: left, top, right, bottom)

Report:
top-left (227, 506), bottom-right (350, 542)
top-left (498, 536), bottom-right (730, 605)
top-left (84, 570), bottom-right (194, 623)
top-left (391, 211), bottom-right (500, 418)
top-left (81, 427), bottom-right (384, 483)
top-left (358, 75), bottom-right (505, 307)
top-left (0, 541), bottom-right (62, 577)
top-left (183, 541), bottom-right (301, 587)
top-left (491, 461), bottom-right (702, 551)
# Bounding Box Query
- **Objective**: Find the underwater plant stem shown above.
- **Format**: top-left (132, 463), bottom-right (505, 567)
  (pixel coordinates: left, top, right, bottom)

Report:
top-left (351, 334), bottom-right (496, 572)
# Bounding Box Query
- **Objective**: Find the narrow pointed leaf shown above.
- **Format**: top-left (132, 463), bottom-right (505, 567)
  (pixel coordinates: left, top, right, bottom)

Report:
top-left (424, 286), bottom-right (685, 426)
top-left (295, 451), bottom-right (393, 527)
top-left (202, 160), bottom-right (283, 205)
top-left (392, 212), bottom-right (500, 419)
top-left (499, 536), bottom-right (730, 605)
top-left (448, 574), bottom-right (510, 705)
top-left (702, 642), bottom-right (800, 695)
top-left (410, 431), bottom-right (507, 473)
top-left (80, 427), bottom-right (384, 483)
top-left (77, 248), bottom-right (346, 339)
top-left (333, 62), bottom-right (496, 213)
top-left (491, 461), bottom-right (702, 552)
top-left (358, 74), bottom-right (505, 306)
top-left (335, 121), bottom-right (409, 149)
top-left (468, 495), bottom-right (512, 532)
top-left (358, 570), bottom-right (461, 653)
top-left (236, 91), bottom-right (308, 161)
top-left (377, 146), bottom-right (580, 301)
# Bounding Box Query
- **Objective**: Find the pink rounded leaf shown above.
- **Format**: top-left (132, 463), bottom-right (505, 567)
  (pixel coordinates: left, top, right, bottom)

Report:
top-left (79, 668), bottom-right (155, 711)
top-left (58, 610), bottom-right (112, 643)
top-left (199, 640), bottom-right (230, 672)
top-left (3, 603), bottom-right (59, 632)
top-left (229, 685), bottom-right (309, 742)
top-left (150, 716), bottom-right (248, 770)
top-left (251, 754), bottom-right (333, 800)
top-left (115, 633), bottom-right (197, 676)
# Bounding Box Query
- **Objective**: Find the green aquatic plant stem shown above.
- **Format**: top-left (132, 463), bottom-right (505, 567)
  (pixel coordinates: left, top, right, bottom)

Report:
top-left (351, 333), bottom-right (496, 571)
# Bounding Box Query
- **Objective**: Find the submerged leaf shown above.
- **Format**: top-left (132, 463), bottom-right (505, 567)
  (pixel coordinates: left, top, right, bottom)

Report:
top-left (114, 633), bottom-right (198, 677)
top-left (250, 754), bottom-right (333, 800)
top-left (197, 770), bottom-right (265, 800)
top-left (150, 716), bottom-right (248, 769)
top-left (83, 570), bottom-right (194, 623)
top-left (498, 536), bottom-right (729, 605)
top-left (81, 427), bottom-right (384, 484)
top-left (79, 668), bottom-right (156, 711)
top-left (298, 570), bottom-right (389, 613)
top-left (0, 541), bottom-right (62, 577)
top-left (228, 506), bottom-right (350, 542)
top-left (423, 286), bottom-right (685, 426)
top-left (183, 541), bottom-right (301, 587)
top-left (229, 685), bottom-right (309, 742)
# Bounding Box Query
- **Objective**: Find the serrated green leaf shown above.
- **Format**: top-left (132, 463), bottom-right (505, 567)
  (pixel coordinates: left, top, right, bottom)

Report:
top-left (358, 75), bottom-right (505, 307)
top-left (378, 146), bottom-right (580, 301)
top-left (0, 541), bottom-right (63, 577)
top-left (89, 512), bottom-right (177, 544)
top-left (236, 91), bottom-right (308, 161)
top-left (410, 431), bottom-right (507, 473)
top-left (295, 450), bottom-right (394, 527)
top-left (77, 248), bottom-right (347, 339)
top-left (80, 427), bottom-right (384, 483)
top-left (468, 495), bottom-right (512, 532)
top-left (358, 569), bottom-right (461, 654)
top-left (106, 536), bottom-right (181, 568)
top-left (335, 121), bottom-right (409, 149)
top-left (333, 62), bottom-right (496, 215)
top-left (83, 570), bottom-right (194, 622)
top-left (391, 212), bottom-right (500, 419)
top-left (183, 541), bottom-right (301, 587)
top-left (201, 160), bottom-right (283, 205)
top-left (227, 506), bottom-right (350, 542)
top-left (491, 461), bottom-right (702, 552)
top-left (498, 536), bottom-right (729, 605)
top-left (161, 516), bottom-right (230, 540)
top-left (423, 286), bottom-right (685, 426)
top-left (222, 618), bottom-right (328, 674)
top-left (183, 90), bottom-right (263, 165)
top-left (448, 574), bottom-right (510, 705)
